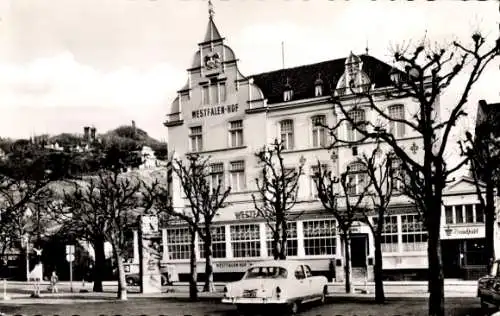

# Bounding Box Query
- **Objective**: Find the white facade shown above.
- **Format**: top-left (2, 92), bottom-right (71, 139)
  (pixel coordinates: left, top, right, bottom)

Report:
top-left (157, 10), bottom-right (496, 281)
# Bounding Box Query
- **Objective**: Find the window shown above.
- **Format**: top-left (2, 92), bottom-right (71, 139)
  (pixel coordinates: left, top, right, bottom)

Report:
top-left (465, 239), bottom-right (487, 266)
top-left (202, 86), bottom-right (209, 105)
top-left (346, 162), bottom-right (368, 195)
top-left (401, 214), bottom-right (427, 252)
top-left (219, 82), bottom-right (227, 102)
top-left (199, 226), bottom-right (226, 259)
top-left (230, 160), bottom-right (245, 192)
top-left (266, 222), bottom-right (298, 257)
top-left (303, 265), bottom-right (313, 278)
top-left (210, 84), bottom-right (218, 105)
top-left (445, 206), bottom-right (453, 224)
top-left (310, 164), bottom-right (327, 198)
top-left (476, 204), bottom-right (484, 223)
top-left (283, 89), bottom-right (293, 102)
top-left (374, 216), bottom-right (399, 252)
top-left (166, 228), bottom-right (191, 260)
top-left (244, 266), bottom-right (288, 279)
top-left (390, 158), bottom-right (406, 192)
top-left (189, 126), bottom-right (203, 152)
top-left (294, 266), bottom-right (305, 279)
top-left (388, 104), bottom-right (405, 137)
top-left (209, 163), bottom-right (224, 192)
top-left (303, 220), bottom-right (336, 256)
top-left (230, 224), bottom-right (261, 258)
top-left (455, 205), bottom-right (464, 224)
top-left (280, 120), bottom-right (294, 150)
top-left (229, 120), bottom-right (243, 147)
top-left (312, 115), bottom-right (327, 148)
top-left (465, 205), bottom-right (474, 223)
top-left (347, 109), bottom-right (365, 142)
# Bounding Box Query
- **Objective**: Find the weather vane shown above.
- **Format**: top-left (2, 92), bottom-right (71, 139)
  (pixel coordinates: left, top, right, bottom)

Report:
top-left (208, 0), bottom-right (215, 18)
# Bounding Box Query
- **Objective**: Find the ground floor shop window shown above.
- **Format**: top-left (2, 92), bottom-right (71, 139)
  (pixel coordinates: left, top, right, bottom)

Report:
top-left (199, 226), bottom-right (226, 259)
top-left (401, 214), bottom-right (427, 252)
top-left (464, 239), bottom-right (487, 266)
top-left (166, 227), bottom-right (191, 260)
top-left (377, 215), bottom-right (399, 252)
top-left (302, 219), bottom-right (336, 255)
top-left (266, 222), bottom-right (298, 257)
top-left (230, 224), bottom-right (260, 258)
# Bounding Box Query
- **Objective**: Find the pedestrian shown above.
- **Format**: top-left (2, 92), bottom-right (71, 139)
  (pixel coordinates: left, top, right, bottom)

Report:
top-left (49, 270), bottom-right (59, 293)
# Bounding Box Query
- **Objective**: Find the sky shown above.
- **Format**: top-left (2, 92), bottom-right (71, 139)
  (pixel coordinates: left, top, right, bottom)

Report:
top-left (0, 0), bottom-right (498, 142)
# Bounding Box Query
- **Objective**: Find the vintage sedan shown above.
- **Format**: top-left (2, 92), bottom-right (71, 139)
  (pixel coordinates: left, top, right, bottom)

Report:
top-left (221, 260), bottom-right (328, 314)
top-left (478, 259), bottom-right (500, 308)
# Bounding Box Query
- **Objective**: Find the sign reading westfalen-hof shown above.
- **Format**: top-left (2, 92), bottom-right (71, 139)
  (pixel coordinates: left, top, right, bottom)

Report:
top-left (192, 103), bottom-right (239, 119)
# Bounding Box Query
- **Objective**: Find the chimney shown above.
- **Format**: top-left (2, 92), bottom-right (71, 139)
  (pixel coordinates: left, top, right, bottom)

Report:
top-left (90, 127), bottom-right (96, 141)
top-left (83, 126), bottom-right (90, 141)
top-left (132, 120), bottom-right (136, 136)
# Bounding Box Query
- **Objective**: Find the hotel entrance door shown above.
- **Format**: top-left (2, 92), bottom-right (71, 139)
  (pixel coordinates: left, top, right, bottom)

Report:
top-left (350, 234), bottom-right (368, 268)
top-left (441, 239), bottom-right (462, 279)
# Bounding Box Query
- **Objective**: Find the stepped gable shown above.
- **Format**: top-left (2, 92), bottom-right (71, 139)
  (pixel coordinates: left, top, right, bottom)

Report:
top-left (250, 54), bottom-right (395, 105)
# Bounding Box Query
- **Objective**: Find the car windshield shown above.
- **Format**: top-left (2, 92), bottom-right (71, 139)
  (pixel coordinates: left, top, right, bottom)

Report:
top-left (244, 266), bottom-right (288, 279)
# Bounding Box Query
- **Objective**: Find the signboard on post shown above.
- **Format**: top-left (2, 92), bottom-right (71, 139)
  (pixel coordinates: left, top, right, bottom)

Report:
top-left (66, 245), bottom-right (75, 292)
top-left (139, 215), bottom-right (162, 294)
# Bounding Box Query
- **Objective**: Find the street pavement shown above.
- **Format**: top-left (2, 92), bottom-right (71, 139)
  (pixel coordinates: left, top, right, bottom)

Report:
top-left (0, 279), bottom-right (479, 304)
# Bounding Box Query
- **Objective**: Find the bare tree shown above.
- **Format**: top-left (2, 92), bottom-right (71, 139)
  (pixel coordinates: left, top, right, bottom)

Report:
top-left (55, 170), bottom-right (159, 300)
top-left (460, 100), bottom-right (500, 267)
top-left (161, 154), bottom-right (231, 297)
top-left (252, 139), bottom-right (305, 260)
top-left (314, 162), bottom-right (370, 293)
top-left (326, 33), bottom-right (499, 316)
top-left (356, 143), bottom-right (398, 303)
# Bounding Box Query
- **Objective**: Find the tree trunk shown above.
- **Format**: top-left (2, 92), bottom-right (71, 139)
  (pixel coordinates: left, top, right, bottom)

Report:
top-left (279, 220), bottom-right (287, 260)
top-left (373, 235), bottom-right (385, 304)
top-left (202, 234), bottom-right (215, 292)
top-left (112, 242), bottom-right (127, 300)
top-left (427, 196), bottom-right (444, 316)
top-left (342, 232), bottom-right (352, 294)
top-left (485, 182), bottom-right (495, 264)
top-left (92, 237), bottom-right (105, 292)
top-left (189, 229), bottom-right (198, 301)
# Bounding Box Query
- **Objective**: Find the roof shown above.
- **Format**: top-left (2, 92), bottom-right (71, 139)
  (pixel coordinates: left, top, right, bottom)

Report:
top-left (250, 54), bottom-right (395, 104)
top-left (202, 16), bottom-right (222, 43)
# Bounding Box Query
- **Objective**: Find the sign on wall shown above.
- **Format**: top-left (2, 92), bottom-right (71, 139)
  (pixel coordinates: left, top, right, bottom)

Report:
top-left (191, 103), bottom-right (239, 119)
top-left (442, 225), bottom-right (483, 240)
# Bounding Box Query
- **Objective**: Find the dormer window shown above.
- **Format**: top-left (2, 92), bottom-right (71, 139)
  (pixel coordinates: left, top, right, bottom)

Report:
top-left (283, 78), bottom-right (293, 102)
top-left (314, 73), bottom-right (323, 97)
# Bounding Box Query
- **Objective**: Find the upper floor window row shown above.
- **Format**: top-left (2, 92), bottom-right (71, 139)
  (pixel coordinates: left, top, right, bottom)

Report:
top-left (344, 104), bottom-right (406, 142)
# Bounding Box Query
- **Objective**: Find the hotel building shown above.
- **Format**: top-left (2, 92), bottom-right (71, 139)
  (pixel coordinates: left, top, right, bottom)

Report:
top-left (154, 8), bottom-right (499, 282)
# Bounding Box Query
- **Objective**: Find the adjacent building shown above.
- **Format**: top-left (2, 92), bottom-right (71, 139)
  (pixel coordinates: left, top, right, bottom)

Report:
top-left (156, 8), bottom-right (498, 282)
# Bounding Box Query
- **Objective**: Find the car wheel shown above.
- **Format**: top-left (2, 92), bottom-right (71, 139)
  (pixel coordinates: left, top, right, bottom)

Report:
top-left (288, 301), bottom-right (299, 315)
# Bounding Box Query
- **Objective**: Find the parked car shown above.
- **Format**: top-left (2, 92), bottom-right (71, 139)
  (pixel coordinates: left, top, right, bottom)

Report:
top-left (125, 273), bottom-right (170, 286)
top-left (478, 259), bottom-right (500, 308)
top-left (221, 260), bottom-right (328, 315)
